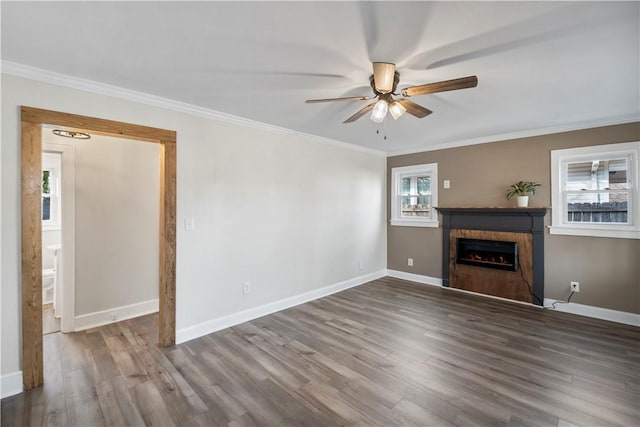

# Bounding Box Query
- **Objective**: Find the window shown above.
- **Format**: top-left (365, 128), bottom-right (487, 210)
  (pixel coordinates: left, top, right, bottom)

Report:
top-left (42, 170), bottom-right (52, 220)
top-left (550, 142), bottom-right (639, 239)
top-left (391, 163), bottom-right (438, 227)
top-left (42, 152), bottom-right (62, 230)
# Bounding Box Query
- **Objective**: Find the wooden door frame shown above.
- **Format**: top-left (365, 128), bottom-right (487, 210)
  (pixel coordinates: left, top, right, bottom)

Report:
top-left (21, 106), bottom-right (177, 390)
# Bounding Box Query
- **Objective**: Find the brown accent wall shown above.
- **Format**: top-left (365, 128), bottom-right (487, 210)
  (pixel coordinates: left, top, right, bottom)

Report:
top-left (387, 122), bottom-right (640, 314)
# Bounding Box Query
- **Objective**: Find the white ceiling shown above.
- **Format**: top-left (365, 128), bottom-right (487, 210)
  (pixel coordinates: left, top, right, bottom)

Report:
top-left (2, 1), bottom-right (638, 154)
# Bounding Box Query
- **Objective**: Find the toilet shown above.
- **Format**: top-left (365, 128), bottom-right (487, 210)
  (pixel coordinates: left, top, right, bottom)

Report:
top-left (42, 267), bottom-right (56, 304)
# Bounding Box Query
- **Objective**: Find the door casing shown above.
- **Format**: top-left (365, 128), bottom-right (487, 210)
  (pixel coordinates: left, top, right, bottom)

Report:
top-left (20, 106), bottom-right (177, 390)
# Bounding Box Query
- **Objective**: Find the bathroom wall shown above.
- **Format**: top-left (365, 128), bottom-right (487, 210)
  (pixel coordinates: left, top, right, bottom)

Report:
top-left (73, 134), bottom-right (160, 316)
top-left (39, 133), bottom-right (159, 317)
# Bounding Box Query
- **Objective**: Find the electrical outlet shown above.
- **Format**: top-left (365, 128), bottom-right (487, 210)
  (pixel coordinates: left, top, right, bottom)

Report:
top-left (243, 282), bottom-right (251, 295)
top-left (570, 281), bottom-right (580, 293)
top-left (358, 260), bottom-right (364, 271)
top-left (408, 258), bottom-right (414, 267)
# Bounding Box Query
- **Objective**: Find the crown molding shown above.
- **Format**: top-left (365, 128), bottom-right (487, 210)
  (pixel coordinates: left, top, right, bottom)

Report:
top-left (1, 61), bottom-right (386, 157)
top-left (387, 114), bottom-right (640, 157)
top-left (4, 61), bottom-right (637, 159)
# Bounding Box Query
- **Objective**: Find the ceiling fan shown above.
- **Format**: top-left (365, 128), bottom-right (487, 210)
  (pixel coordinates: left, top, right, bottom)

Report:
top-left (305, 62), bottom-right (478, 124)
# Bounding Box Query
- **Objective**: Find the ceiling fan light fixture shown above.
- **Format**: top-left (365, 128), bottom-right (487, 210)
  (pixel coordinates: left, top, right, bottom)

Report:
top-left (306, 61), bottom-right (477, 125)
top-left (370, 99), bottom-right (388, 123)
top-left (389, 101), bottom-right (407, 120)
top-left (52, 129), bottom-right (91, 139)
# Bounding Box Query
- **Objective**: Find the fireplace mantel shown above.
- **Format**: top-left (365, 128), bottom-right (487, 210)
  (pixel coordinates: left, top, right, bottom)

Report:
top-left (436, 207), bottom-right (548, 233)
top-left (435, 207), bottom-right (549, 305)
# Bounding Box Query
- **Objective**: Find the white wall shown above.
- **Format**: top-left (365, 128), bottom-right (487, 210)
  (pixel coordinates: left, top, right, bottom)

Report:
top-left (73, 134), bottom-right (159, 315)
top-left (0, 74), bottom-right (387, 382)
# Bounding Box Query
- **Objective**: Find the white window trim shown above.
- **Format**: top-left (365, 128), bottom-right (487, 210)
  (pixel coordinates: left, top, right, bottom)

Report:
top-left (390, 163), bottom-right (439, 228)
top-left (550, 141), bottom-right (640, 239)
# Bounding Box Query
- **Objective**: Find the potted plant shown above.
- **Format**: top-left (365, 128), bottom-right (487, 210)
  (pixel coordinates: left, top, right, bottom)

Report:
top-left (506, 181), bottom-right (541, 207)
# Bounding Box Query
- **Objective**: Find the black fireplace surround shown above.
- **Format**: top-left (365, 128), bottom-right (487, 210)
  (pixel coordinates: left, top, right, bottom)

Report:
top-left (435, 207), bottom-right (548, 306)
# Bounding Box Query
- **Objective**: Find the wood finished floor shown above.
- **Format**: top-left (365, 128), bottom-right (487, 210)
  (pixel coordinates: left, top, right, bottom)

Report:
top-left (2, 277), bottom-right (639, 427)
top-left (42, 304), bottom-right (61, 336)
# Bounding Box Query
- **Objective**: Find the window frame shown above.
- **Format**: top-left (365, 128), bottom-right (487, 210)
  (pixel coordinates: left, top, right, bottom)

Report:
top-left (550, 141), bottom-right (639, 239)
top-left (390, 163), bottom-right (439, 228)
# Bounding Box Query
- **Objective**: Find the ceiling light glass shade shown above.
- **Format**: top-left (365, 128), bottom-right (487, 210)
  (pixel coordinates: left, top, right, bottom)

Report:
top-left (389, 101), bottom-right (407, 120)
top-left (52, 129), bottom-right (91, 139)
top-left (370, 99), bottom-right (389, 123)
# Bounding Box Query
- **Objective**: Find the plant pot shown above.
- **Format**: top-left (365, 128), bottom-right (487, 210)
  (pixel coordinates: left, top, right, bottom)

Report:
top-left (517, 196), bottom-right (529, 207)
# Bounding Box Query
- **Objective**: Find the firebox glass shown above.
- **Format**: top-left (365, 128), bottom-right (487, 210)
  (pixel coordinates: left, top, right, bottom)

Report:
top-left (456, 238), bottom-right (518, 272)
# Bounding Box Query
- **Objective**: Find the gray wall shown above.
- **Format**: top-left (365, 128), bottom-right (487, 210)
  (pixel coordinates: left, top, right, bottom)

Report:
top-left (387, 123), bottom-right (640, 314)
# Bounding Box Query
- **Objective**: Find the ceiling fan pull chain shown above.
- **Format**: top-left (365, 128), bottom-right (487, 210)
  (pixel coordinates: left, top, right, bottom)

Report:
top-left (384, 116), bottom-right (388, 141)
top-left (375, 119), bottom-right (388, 140)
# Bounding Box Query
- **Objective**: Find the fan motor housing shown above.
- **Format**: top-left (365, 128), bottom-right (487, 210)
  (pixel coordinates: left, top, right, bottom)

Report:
top-left (370, 71), bottom-right (400, 95)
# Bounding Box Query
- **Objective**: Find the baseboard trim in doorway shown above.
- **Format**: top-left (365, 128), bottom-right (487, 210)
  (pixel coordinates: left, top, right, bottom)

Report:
top-left (1, 371), bottom-right (23, 399)
top-left (176, 270), bottom-right (387, 344)
top-left (74, 299), bottom-right (159, 331)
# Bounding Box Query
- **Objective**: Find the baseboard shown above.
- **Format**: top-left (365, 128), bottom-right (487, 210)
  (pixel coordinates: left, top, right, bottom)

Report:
top-left (172, 269), bottom-right (637, 345)
top-left (385, 269), bottom-right (443, 287)
top-left (1, 371), bottom-right (23, 399)
top-left (444, 286), bottom-right (540, 308)
top-left (385, 273), bottom-right (637, 325)
top-left (387, 270), bottom-right (640, 326)
top-left (176, 270), bottom-right (386, 344)
top-left (74, 299), bottom-right (159, 331)
top-left (543, 299), bottom-right (640, 327)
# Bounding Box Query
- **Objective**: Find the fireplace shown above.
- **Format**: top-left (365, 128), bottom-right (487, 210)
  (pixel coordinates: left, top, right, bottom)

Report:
top-left (456, 238), bottom-right (517, 272)
top-left (436, 207), bottom-right (548, 306)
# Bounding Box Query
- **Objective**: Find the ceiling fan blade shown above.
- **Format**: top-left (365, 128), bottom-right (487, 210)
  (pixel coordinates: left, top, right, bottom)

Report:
top-left (401, 76), bottom-right (478, 97)
top-left (397, 99), bottom-right (432, 118)
top-left (343, 102), bottom-right (377, 123)
top-left (372, 62), bottom-right (395, 94)
top-left (305, 95), bottom-right (372, 103)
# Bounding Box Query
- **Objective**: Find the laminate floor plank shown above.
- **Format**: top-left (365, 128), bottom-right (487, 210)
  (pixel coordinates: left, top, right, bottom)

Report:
top-left (3, 277), bottom-right (639, 426)
top-left (166, 348), bottom-right (245, 425)
top-left (130, 380), bottom-right (177, 427)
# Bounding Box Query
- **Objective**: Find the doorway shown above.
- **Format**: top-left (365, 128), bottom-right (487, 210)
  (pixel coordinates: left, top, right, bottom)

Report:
top-left (40, 140), bottom-right (75, 335)
top-left (41, 148), bottom-right (63, 335)
top-left (20, 106), bottom-right (177, 390)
